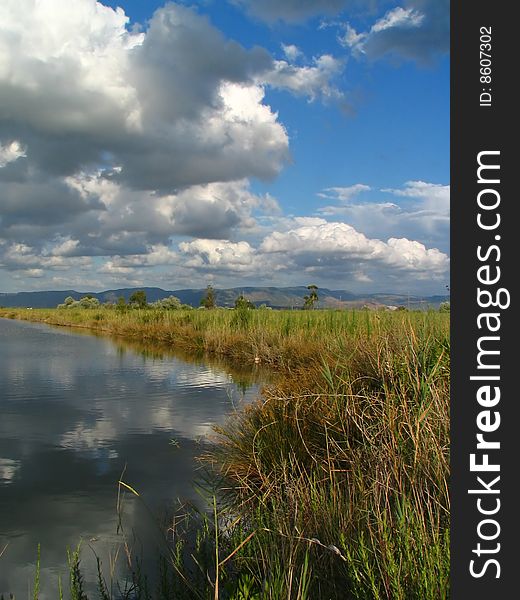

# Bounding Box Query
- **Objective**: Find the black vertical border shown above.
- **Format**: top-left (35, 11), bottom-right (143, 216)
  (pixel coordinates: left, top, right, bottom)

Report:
top-left (451, 1), bottom-right (516, 597)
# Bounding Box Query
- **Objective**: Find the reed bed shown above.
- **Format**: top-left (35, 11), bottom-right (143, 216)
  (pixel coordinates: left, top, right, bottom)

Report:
top-left (0, 307), bottom-right (448, 372)
top-left (1, 307), bottom-right (450, 598)
top-left (202, 316), bottom-right (450, 598)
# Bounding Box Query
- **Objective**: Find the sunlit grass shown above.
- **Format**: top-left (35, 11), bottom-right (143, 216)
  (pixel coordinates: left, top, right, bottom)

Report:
top-left (0, 306), bottom-right (448, 372)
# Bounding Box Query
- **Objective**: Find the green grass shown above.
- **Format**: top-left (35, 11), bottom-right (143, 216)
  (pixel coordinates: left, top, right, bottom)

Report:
top-left (1, 307), bottom-right (450, 598)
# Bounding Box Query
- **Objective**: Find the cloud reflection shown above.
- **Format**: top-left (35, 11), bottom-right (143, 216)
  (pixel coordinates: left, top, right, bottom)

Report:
top-left (0, 318), bottom-right (264, 596)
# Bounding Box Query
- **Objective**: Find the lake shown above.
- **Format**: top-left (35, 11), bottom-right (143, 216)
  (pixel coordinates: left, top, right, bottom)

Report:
top-left (0, 317), bottom-right (266, 597)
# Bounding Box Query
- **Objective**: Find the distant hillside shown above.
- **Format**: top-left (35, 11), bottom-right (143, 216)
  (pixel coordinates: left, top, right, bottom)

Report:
top-left (0, 286), bottom-right (449, 310)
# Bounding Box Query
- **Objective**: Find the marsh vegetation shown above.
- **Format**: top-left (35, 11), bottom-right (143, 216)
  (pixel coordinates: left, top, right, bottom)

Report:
top-left (0, 307), bottom-right (449, 599)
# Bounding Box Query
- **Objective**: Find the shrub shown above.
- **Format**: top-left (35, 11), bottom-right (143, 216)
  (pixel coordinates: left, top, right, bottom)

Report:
top-left (439, 301), bottom-right (450, 312)
top-left (151, 295), bottom-right (182, 310)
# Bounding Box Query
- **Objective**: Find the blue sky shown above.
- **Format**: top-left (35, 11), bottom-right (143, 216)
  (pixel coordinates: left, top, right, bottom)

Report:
top-left (0, 0), bottom-right (449, 294)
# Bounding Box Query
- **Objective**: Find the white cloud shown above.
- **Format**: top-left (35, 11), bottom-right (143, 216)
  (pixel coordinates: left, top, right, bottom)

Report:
top-left (1, 241), bottom-right (92, 272)
top-left (49, 238), bottom-right (81, 257)
top-left (0, 1), bottom-right (296, 291)
top-left (97, 262), bottom-right (136, 275)
top-left (382, 180), bottom-right (449, 211)
top-left (262, 54), bottom-right (345, 104)
top-left (98, 244), bottom-right (179, 272)
top-left (261, 218), bottom-right (448, 277)
top-left (0, 141), bottom-right (26, 167)
top-left (156, 177), bottom-right (281, 237)
top-left (17, 268), bottom-right (45, 278)
top-left (317, 180), bottom-right (449, 254)
top-left (0, 0), bottom-right (143, 137)
top-left (338, 1), bottom-right (449, 63)
top-left (179, 239), bottom-right (260, 272)
top-left (0, 0), bottom-right (289, 190)
top-left (339, 24), bottom-right (366, 48)
top-left (341, 7), bottom-right (425, 55)
top-left (99, 238), bottom-right (268, 282)
top-left (281, 44), bottom-right (302, 62)
top-left (0, 1), bottom-right (448, 294)
top-left (318, 184), bottom-right (371, 202)
top-left (58, 173), bottom-right (277, 254)
top-left (372, 7), bottom-right (425, 33)
top-left (381, 181), bottom-right (449, 243)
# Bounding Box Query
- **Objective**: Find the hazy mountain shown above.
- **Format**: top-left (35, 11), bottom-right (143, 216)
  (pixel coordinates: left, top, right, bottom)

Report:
top-left (0, 287), bottom-right (449, 310)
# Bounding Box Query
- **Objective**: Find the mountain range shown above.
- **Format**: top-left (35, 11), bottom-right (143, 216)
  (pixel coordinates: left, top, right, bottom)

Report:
top-left (0, 287), bottom-right (449, 310)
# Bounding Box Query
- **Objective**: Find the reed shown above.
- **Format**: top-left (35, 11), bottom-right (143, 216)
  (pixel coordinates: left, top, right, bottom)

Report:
top-left (0, 307), bottom-right (448, 373)
top-left (204, 319), bottom-right (450, 598)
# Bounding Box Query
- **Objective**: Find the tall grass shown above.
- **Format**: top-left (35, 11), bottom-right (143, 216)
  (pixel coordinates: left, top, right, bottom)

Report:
top-left (0, 307), bottom-right (448, 373)
top-left (205, 318), bottom-right (450, 598)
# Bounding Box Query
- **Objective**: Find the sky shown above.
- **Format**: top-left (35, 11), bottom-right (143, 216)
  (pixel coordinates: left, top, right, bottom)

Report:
top-left (0, 0), bottom-right (450, 295)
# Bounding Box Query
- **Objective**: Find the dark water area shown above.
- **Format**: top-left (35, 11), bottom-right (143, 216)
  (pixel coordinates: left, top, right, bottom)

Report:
top-left (0, 318), bottom-right (267, 597)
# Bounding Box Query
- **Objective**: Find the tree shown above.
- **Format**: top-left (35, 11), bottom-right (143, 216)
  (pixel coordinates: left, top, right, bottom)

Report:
top-left (129, 290), bottom-right (147, 308)
top-left (152, 295), bottom-right (182, 310)
top-left (200, 285), bottom-right (216, 309)
top-left (303, 284), bottom-right (319, 309)
top-left (116, 296), bottom-right (127, 311)
top-left (234, 293), bottom-right (255, 310)
top-left (57, 295), bottom-right (99, 309)
top-left (79, 296), bottom-right (100, 308)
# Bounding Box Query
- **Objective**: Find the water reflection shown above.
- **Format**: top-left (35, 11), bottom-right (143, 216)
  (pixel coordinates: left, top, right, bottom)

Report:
top-left (0, 318), bottom-right (268, 597)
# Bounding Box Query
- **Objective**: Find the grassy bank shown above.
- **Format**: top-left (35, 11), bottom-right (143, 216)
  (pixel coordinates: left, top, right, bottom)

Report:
top-left (209, 321), bottom-right (450, 598)
top-left (1, 307), bottom-right (450, 598)
top-left (0, 306), bottom-right (448, 373)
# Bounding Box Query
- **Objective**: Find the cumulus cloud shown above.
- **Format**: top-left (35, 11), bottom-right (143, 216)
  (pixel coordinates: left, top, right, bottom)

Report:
top-left (104, 216), bottom-right (447, 288)
top-left (0, 176), bottom-right (449, 292)
top-left (0, 0), bottom-right (346, 290)
top-left (0, 241), bottom-right (92, 273)
top-left (0, 170), bottom-right (276, 260)
top-left (0, 0), bottom-right (289, 191)
top-left (0, 0), bottom-right (295, 280)
top-left (48, 238), bottom-right (81, 257)
top-left (98, 244), bottom-right (182, 276)
top-left (318, 180), bottom-right (450, 252)
top-left (179, 239), bottom-right (260, 272)
top-left (338, 0), bottom-right (449, 63)
top-left (260, 217), bottom-right (448, 285)
top-left (98, 238), bottom-right (273, 286)
top-left (0, 1), bottom-right (448, 294)
top-left (98, 239), bottom-right (267, 286)
top-left (262, 54), bottom-right (346, 105)
top-left (84, 214), bottom-right (449, 292)
top-left (0, 176), bottom-right (104, 231)
top-left (156, 179), bottom-right (281, 238)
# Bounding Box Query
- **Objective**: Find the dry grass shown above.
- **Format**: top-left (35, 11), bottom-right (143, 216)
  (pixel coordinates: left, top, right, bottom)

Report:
top-left (205, 317), bottom-right (450, 598)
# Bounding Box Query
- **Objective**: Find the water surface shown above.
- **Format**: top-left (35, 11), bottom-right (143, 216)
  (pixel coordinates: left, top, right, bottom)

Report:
top-left (0, 318), bottom-right (265, 596)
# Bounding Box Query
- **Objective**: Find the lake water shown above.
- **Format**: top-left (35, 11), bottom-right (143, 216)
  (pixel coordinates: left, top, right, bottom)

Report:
top-left (0, 318), bottom-right (265, 597)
